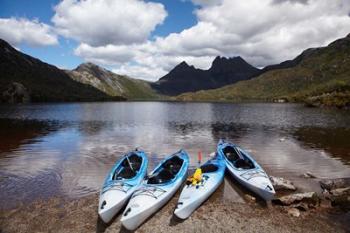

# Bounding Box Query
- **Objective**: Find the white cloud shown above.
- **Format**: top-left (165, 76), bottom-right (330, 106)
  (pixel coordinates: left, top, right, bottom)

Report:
top-left (52, 0), bottom-right (167, 46)
top-left (188, 0), bottom-right (350, 66)
top-left (112, 54), bottom-right (214, 80)
top-left (68, 0), bottom-right (350, 81)
top-left (190, 0), bottom-right (223, 7)
top-left (74, 43), bottom-right (136, 65)
top-left (0, 18), bottom-right (58, 47)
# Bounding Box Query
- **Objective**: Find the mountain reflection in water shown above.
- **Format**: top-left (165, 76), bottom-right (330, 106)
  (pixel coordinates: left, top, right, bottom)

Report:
top-left (0, 102), bottom-right (349, 209)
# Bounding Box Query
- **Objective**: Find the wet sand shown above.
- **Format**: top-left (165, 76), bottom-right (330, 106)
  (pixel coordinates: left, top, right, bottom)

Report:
top-left (1, 181), bottom-right (349, 233)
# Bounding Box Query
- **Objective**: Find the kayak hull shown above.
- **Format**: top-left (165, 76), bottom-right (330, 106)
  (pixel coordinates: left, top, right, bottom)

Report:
top-left (121, 181), bottom-right (182, 230)
top-left (98, 151), bottom-right (148, 223)
top-left (174, 156), bottom-right (225, 219)
top-left (218, 140), bottom-right (275, 201)
top-left (121, 150), bottom-right (189, 231)
top-left (225, 164), bottom-right (275, 201)
top-left (98, 190), bottom-right (129, 223)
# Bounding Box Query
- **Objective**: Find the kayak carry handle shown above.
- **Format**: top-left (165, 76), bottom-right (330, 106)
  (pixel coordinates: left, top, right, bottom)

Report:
top-left (176, 202), bottom-right (183, 209)
top-left (124, 207), bottom-right (131, 216)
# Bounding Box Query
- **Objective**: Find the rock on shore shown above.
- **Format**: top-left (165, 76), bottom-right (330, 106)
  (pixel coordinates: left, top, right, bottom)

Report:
top-left (0, 192), bottom-right (348, 233)
top-left (273, 192), bottom-right (319, 206)
top-left (270, 176), bottom-right (297, 191)
top-left (320, 178), bottom-right (350, 210)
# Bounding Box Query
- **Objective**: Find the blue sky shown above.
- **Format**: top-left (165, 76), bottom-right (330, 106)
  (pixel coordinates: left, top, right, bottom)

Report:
top-left (0, 0), bottom-right (197, 70)
top-left (0, 0), bottom-right (349, 81)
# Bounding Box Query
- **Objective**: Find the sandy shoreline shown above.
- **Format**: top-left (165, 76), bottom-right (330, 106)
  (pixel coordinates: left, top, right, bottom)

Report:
top-left (1, 187), bottom-right (349, 233)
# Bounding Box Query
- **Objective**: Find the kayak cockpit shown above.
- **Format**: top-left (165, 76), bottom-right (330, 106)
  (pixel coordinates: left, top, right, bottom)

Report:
top-left (147, 155), bottom-right (184, 185)
top-left (113, 153), bottom-right (143, 180)
top-left (223, 145), bottom-right (255, 170)
top-left (200, 163), bottom-right (218, 173)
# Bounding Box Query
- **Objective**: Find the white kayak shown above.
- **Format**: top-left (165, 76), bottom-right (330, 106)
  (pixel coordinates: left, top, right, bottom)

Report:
top-left (174, 153), bottom-right (225, 219)
top-left (98, 150), bottom-right (148, 223)
top-left (121, 150), bottom-right (189, 231)
top-left (218, 139), bottom-right (275, 201)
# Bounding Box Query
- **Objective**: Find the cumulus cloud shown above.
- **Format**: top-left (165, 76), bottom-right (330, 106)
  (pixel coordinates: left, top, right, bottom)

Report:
top-left (0, 18), bottom-right (58, 47)
top-left (113, 54), bottom-right (214, 80)
top-left (67, 0), bottom-right (350, 81)
top-left (52, 0), bottom-right (167, 46)
top-left (190, 0), bottom-right (223, 6)
top-left (191, 0), bottom-right (350, 66)
top-left (74, 43), bottom-right (136, 65)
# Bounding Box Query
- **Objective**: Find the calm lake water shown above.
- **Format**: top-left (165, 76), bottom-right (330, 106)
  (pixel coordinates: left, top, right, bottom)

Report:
top-left (0, 102), bottom-right (350, 209)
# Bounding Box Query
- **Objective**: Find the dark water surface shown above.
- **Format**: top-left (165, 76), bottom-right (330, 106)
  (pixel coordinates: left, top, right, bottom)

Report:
top-left (0, 102), bottom-right (349, 209)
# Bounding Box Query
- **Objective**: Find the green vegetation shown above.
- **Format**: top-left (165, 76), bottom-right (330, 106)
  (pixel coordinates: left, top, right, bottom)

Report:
top-left (112, 76), bottom-right (163, 100)
top-left (0, 39), bottom-right (124, 103)
top-left (67, 63), bottom-right (164, 100)
top-left (177, 34), bottom-right (350, 108)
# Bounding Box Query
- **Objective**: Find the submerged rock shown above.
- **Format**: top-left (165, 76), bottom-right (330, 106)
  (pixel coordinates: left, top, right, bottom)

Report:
top-left (270, 176), bottom-right (296, 191)
top-left (273, 192), bottom-right (319, 206)
top-left (329, 187), bottom-right (350, 197)
top-left (301, 172), bottom-right (317, 179)
top-left (320, 178), bottom-right (350, 191)
top-left (1, 82), bottom-right (30, 103)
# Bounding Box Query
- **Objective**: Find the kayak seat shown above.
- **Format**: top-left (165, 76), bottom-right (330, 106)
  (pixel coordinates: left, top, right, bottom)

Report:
top-left (127, 153), bottom-right (143, 170)
top-left (223, 146), bottom-right (241, 162)
top-left (119, 167), bottom-right (136, 179)
top-left (147, 169), bottom-right (175, 184)
top-left (113, 154), bottom-right (143, 180)
top-left (200, 164), bottom-right (218, 173)
top-left (147, 155), bottom-right (184, 184)
top-left (162, 156), bottom-right (184, 176)
top-left (235, 159), bottom-right (254, 169)
top-left (113, 166), bottom-right (136, 179)
top-left (121, 154), bottom-right (143, 171)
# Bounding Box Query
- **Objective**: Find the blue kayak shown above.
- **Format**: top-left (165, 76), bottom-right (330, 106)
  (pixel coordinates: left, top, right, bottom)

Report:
top-left (98, 150), bottom-right (148, 223)
top-left (174, 152), bottom-right (226, 219)
top-left (218, 139), bottom-right (275, 201)
top-left (121, 149), bottom-right (189, 230)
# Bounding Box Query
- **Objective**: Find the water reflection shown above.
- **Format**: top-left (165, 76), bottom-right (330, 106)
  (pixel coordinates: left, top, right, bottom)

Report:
top-left (293, 127), bottom-right (350, 165)
top-left (0, 102), bottom-right (350, 209)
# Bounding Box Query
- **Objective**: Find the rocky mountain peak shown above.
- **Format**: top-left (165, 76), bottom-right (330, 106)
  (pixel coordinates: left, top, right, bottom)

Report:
top-left (172, 61), bottom-right (192, 71)
top-left (75, 62), bottom-right (105, 72)
top-left (153, 56), bottom-right (261, 95)
top-left (73, 62), bottom-right (111, 80)
top-left (210, 56), bottom-right (260, 74)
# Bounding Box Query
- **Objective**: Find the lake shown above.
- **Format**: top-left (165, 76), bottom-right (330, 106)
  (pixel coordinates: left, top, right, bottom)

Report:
top-left (0, 102), bottom-right (350, 209)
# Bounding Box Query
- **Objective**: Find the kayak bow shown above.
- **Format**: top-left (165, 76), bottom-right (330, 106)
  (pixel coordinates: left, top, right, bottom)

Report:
top-left (218, 139), bottom-right (275, 201)
top-left (98, 150), bottom-right (148, 223)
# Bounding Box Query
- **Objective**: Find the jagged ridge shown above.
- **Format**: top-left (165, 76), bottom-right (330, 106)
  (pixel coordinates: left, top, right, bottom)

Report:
top-left (152, 56), bottom-right (261, 95)
top-left (177, 34), bottom-right (350, 108)
top-left (67, 62), bottom-right (160, 100)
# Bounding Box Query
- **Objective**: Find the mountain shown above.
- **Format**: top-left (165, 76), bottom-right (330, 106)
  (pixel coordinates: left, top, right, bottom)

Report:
top-left (152, 56), bottom-right (261, 95)
top-left (67, 63), bottom-right (159, 100)
top-left (0, 39), bottom-right (123, 103)
top-left (261, 48), bottom-right (318, 72)
top-left (177, 34), bottom-right (350, 108)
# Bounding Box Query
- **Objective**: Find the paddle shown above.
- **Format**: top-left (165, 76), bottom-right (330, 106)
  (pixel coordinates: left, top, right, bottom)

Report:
top-left (126, 154), bottom-right (135, 172)
top-left (233, 146), bottom-right (244, 160)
